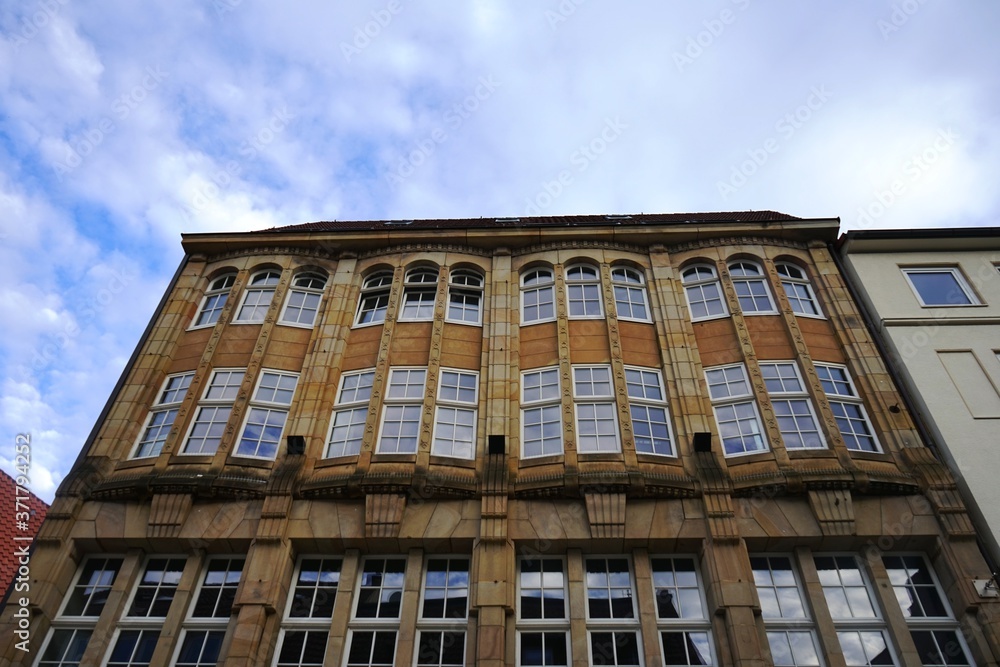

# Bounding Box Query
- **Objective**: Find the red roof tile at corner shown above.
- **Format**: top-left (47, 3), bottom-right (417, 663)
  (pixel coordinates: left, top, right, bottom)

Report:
top-left (256, 210), bottom-right (802, 233)
top-left (0, 469), bottom-right (49, 602)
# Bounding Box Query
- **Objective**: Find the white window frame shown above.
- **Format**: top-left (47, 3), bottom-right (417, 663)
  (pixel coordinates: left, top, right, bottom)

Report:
top-left (565, 263), bottom-right (603, 319)
top-left (521, 267), bottom-right (556, 325)
top-left (814, 554), bottom-right (898, 667)
top-left (271, 557), bottom-right (342, 667)
top-left (901, 267), bottom-right (980, 307)
top-left (170, 628), bottom-right (229, 667)
top-left (279, 272), bottom-right (327, 328)
top-left (517, 556), bottom-right (570, 667)
top-left (776, 263), bottom-right (823, 318)
top-left (399, 266), bottom-right (439, 322)
top-left (814, 363), bottom-right (881, 453)
top-left (346, 557), bottom-right (406, 667)
top-left (750, 555), bottom-right (823, 667)
top-left (40, 556), bottom-right (126, 667)
top-left (521, 367), bottom-right (563, 458)
top-left (729, 260), bottom-right (777, 315)
top-left (173, 556), bottom-right (245, 667)
top-left (611, 266), bottom-right (651, 323)
top-left (354, 271), bottom-right (393, 327)
top-left (102, 628), bottom-right (160, 667)
top-left (234, 269), bottom-right (281, 323)
top-left (122, 555), bottom-right (186, 619)
top-left (625, 366), bottom-right (675, 457)
top-left (432, 369), bottom-right (478, 460)
top-left (132, 372), bottom-right (194, 459)
top-left (446, 269), bottom-right (484, 325)
top-left (704, 363), bottom-right (767, 457)
top-left (584, 556), bottom-right (642, 667)
top-left (650, 555), bottom-right (715, 667)
top-left (681, 264), bottom-right (728, 321)
top-left (759, 362), bottom-right (826, 451)
top-left (234, 370), bottom-right (299, 459)
top-left (881, 553), bottom-right (976, 667)
top-left (325, 370), bottom-right (375, 458)
top-left (191, 272), bottom-right (236, 329)
top-left (415, 556), bottom-right (471, 667)
top-left (181, 368), bottom-right (245, 456)
top-left (376, 367), bottom-right (427, 454)
top-left (573, 365), bottom-right (620, 453)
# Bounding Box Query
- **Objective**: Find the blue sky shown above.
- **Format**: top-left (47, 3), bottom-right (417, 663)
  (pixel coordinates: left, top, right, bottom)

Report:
top-left (2, 0), bottom-right (999, 500)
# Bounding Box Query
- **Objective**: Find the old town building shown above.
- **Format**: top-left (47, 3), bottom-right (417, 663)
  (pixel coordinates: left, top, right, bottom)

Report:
top-left (3, 212), bottom-right (1000, 666)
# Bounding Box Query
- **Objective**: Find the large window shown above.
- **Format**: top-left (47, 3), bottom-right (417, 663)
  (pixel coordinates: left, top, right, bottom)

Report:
top-left (705, 364), bottom-right (767, 456)
top-left (751, 556), bottom-right (822, 667)
top-left (521, 267), bottom-right (556, 324)
top-left (776, 263), bottom-right (822, 317)
top-left (356, 271), bottom-right (393, 326)
top-left (377, 368), bottom-right (427, 454)
top-left (126, 557), bottom-right (185, 618)
top-left (651, 556), bottom-right (714, 666)
top-left (760, 362), bottom-right (825, 450)
top-left (432, 369), bottom-right (478, 459)
top-left (681, 264), bottom-right (727, 321)
top-left (174, 557), bottom-right (245, 667)
top-left (566, 264), bottom-right (603, 318)
top-left (417, 557), bottom-right (470, 667)
top-left (902, 267), bottom-right (979, 307)
top-left (279, 272), bottom-right (327, 327)
top-left (518, 557), bottom-right (569, 667)
top-left (235, 370), bottom-right (299, 459)
top-left (235, 269), bottom-right (281, 323)
top-left (273, 557), bottom-right (342, 667)
top-left (814, 555), bottom-right (897, 666)
top-left (133, 372), bottom-right (194, 458)
top-left (814, 363), bottom-right (880, 453)
top-left (573, 366), bottom-right (619, 453)
top-left (447, 269), bottom-right (484, 325)
top-left (326, 370), bottom-right (375, 458)
top-left (521, 368), bottom-right (562, 458)
top-left (729, 260), bottom-right (776, 314)
top-left (193, 273), bottom-right (236, 328)
top-left (105, 630), bottom-right (159, 667)
top-left (182, 368), bottom-right (245, 455)
top-left (347, 558), bottom-right (406, 667)
top-left (39, 557), bottom-right (125, 667)
top-left (585, 558), bottom-right (641, 667)
top-left (611, 266), bottom-right (650, 322)
top-left (625, 367), bottom-right (674, 456)
top-left (882, 554), bottom-right (975, 666)
top-left (401, 267), bottom-right (439, 321)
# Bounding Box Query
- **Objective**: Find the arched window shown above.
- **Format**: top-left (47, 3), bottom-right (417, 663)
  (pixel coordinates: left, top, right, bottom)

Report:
top-left (611, 266), bottom-right (650, 322)
top-left (400, 267), bottom-right (439, 321)
top-left (355, 271), bottom-right (392, 325)
top-left (565, 264), bottom-right (602, 318)
top-left (681, 264), bottom-right (727, 320)
top-left (776, 263), bottom-right (822, 316)
top-left (728, 261), bottom-right (775, 314)
top-left (235, 270), bottom-right (280, 323)
top-left (521, 267), bottom-right (555, 324)
top-left (280, 272), bottom-right (327, 327)
top-left (193, 272), bottom-right (236, 328)
top-left (447, 269), bottom-right (484, 325)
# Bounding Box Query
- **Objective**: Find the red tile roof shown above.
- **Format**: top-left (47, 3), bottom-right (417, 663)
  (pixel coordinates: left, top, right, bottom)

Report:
top-left (259, 210), bottom-right (802, 233)
top-left (0, 469), bottom-right (49, 602)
